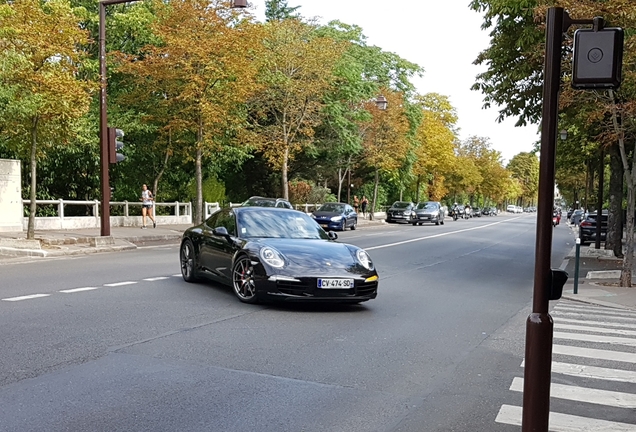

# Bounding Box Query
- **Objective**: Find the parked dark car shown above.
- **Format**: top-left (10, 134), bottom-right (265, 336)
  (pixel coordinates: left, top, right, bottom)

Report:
top-left (180, 207), bottom-right (378, 304)
top-left (412, 201), bottom-right (445, 226)
top-left (386, 201), bottom-right (415, 223)
top-left (241, 196), bottom-right (293, 209)
top-left (579, 211), bottom-right (608, 246)
top-left (472, 207), bottom-right (482, 217)
top-left (311, 203), bottom-right (357, 231)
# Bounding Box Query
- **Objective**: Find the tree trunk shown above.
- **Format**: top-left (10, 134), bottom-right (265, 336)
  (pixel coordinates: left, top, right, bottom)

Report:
top-left (621, 180), bottom-right (634, 287)
top-left (612, 89), bottom-right (633, 287)
top-left (337, 167), bottom-right (342, 203)
top-left (27, 117), bottom-right (38, 240)
top-left (415, 175), bottom-right (421, 202)
top-left (371, 168), bottom-right (379, 221)
top-left (153, 129), bottom-right (172, 200)
top-left (195, 119), bottom-right (203, 225)
top-left (153, 148), bottom-right (170, 201)
top-left (282, 145), bottom-right (289, 200)
top-left (606, 142), bottom-right (624, 257)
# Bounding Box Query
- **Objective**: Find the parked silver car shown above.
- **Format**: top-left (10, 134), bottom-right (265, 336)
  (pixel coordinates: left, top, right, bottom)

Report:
top-left (412, 201), bottom-right (445, 226)
top-left (386, 201), bottom-right (416, 224)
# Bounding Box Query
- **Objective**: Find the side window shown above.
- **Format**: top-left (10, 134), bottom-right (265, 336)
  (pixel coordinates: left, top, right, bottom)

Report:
top-left (216, 210), bottom-right (237, 236)
top-left (204, 212), bottom-right (220, 228)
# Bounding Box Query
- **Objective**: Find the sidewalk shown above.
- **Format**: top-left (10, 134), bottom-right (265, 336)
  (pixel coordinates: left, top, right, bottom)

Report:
top-left (0, 214), bottom-right (387, 260)
top-left (561, 220), bottom-right (636, 310)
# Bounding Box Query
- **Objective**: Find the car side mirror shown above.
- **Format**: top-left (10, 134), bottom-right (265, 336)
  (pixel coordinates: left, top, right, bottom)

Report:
top-left (213, 227), bottom-right (229, 237)
top-left (328, 231), bottom-right (338, 240)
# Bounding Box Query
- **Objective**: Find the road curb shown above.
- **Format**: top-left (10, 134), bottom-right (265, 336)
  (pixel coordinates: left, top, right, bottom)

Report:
top-left (561, 294), bottom-right (636, 311)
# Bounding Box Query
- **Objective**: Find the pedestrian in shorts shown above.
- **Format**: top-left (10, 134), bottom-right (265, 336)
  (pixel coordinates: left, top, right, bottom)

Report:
top-left (140, 184), bottom-right (156, 229)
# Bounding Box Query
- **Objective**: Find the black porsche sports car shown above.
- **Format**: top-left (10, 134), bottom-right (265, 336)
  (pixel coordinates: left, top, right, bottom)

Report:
top-left (180, 207), bottom-right (379, 304)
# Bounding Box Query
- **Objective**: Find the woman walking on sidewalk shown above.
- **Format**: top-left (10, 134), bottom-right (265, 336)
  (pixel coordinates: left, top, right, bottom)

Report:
top-left (140, 184), bottom-right (156, 229)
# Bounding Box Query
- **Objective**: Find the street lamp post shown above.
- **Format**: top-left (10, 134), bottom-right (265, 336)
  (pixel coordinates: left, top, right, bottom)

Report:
top-left (97, 0), bottom-right (246, 236)
top-left (369, 95), bottom-right (388, 221)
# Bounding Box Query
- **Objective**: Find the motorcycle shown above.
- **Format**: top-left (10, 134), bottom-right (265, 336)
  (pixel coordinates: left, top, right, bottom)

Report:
top-left (552, 212), bottom-right (560, 226)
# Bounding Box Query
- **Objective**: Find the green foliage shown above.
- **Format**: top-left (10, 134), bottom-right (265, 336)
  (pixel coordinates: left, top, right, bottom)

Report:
top-left (265, 0), bottom-right (300, 22)
top-left (469, 0), bottom-right (544, 126)
top-left (186, 176), bottom-right (226, 204)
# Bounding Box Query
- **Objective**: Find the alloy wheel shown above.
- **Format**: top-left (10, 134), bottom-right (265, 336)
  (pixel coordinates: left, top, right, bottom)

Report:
top-left (180, 240), bottom-right (199, 282)
top-left (232, 256), bottom-right (258, 303)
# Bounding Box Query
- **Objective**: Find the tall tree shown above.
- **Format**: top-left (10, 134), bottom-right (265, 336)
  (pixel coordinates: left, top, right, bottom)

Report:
top-left (0, 0), bottom-right (93, 239)
top-left (361, 89), bottom-right (411, 216)
top-left (117, 0), bottom-right (262, 224)
top-left (265, 0), bottom-right (300, 22)
top-left (507, 152), bottom-right (539, 206)
top-left (412, 93), bottom-right (458, 201)
top-left (250, 18), bottom-right (345, 199)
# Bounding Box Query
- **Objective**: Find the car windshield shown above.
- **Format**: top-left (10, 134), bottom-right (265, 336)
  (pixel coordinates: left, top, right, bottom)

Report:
top-left (392, 202), bottom-right (411, 209)
top-left (417, 202), bottom-right (437, 210)
top-left (242, 198), bottom-right (276, 207)
top-left (318, 203), bottom-right (345, 213)
top-left (237, 210), bottom-right (329, 240)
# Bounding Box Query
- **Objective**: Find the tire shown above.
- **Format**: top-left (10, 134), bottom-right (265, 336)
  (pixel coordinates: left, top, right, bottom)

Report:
top-left (351, 219), bottom-right (357, 230)
top-left (435, 219), bottom-right (440, 226)
top-left (412, 222), bottom-right (417, 226)
top-left (340, 219), bottom-right (346, 231)
top-left (180, 239), bottom-right (200, 283)
top-left (232, 255), bottom-right (259, 304)
top-left (441, 220), bottom-right (445, 225)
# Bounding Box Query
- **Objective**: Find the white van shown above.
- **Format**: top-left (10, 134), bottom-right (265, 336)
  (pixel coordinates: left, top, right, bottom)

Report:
top-left (506, 205), bottom-right (517, 213)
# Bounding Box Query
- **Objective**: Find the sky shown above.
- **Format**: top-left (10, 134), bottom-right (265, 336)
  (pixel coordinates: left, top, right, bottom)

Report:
top-left (249, 0), bottom-right (540, 163)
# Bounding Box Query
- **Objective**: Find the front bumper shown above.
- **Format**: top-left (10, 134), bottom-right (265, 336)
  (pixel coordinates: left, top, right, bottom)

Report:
top-left (386, 214), bottom-right (413, 223)
top-left (314, 219), bottom-right (343, 230)
top-left (260, 275), bottom-right (378, 302)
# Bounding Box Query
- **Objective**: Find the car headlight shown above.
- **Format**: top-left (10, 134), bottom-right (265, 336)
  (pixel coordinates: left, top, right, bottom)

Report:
top-left (260, 247), bottom-right (285, 268)
top-left (331, 216), bottom-right (343, 222)
top-left (356, 249), bottom-right (374, 271)
top-left (404, 210), bottom-right (412, 215)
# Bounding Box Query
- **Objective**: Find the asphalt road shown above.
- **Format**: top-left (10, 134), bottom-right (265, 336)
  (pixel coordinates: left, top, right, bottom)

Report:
top-left (0, 214), bottom-right (576, 432)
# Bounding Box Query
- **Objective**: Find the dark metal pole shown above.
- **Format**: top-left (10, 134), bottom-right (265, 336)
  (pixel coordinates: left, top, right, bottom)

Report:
top-left (99, 2), bottom-right (110, 237)
top-left (574, 238), bottom-right (581, 294)
top-left (595, 149), bottom-right (605, 249)
top-left (522, 7), bottom-right (565, 432)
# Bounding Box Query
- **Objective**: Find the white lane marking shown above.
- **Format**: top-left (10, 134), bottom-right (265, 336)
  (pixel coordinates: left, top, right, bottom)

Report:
top-left (559, 259), bottom-right (569, 270)
top-left (143, 277), bottom-right (169, 282)
top-left (559, 303), bottom-right (636, 314)
top-left (2, 294), bottom-right (50, 302)
top-left (510, 377), bottom-right (636, 408)
top-left (554, 317), bottom-right (636, 329)
top-left (553, 344), bottom-right (636, 363)
top-left (555, 323), bottom-right (636, 337)
top-left (59, 287), bottom-right (99, 294)
top-left (172, 274), bottom-right (181, 277)
top-left (520, 360), bottom-right (636, 384)
top-left (103, 281), bottom-right (137, 287)
top-left (552, 311), bottom-right (636, 322)
top-left (555, 305), bottom-right (636, 318)
top-left (554, 331), bottom-right (636, 347)
top-left (495, 404), bottom-right (636, 431)
top-left (364, 216), bottom-right (523, 251)
top-left (552, 361), bottom-right (636, 383)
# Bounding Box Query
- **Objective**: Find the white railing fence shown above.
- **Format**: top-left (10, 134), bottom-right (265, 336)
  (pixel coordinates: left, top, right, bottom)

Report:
top-left (22, 199), bottom-right (192, 230)
top-left (22, 199), bottom-right (386, 231)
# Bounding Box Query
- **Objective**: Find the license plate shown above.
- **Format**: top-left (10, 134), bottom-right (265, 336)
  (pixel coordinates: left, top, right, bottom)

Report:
top-left (419, 216), bottom-right (429, 219)
top-left (317, 278), bottom-right (354, 289)
top-left (320, 223), bottom-right (329, 227)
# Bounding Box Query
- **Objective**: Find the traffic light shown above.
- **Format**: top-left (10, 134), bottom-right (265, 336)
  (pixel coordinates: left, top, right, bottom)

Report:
top-left (107, 127), bottom-right (125, 163)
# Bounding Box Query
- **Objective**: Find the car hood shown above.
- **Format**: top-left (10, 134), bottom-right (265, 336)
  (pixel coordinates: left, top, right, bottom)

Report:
top-left (312, 211), bottom-right (343, 218)
top-left (253, 238), bottom-right (358, 269)
top-left (414, 208), bottom-right (438, 214)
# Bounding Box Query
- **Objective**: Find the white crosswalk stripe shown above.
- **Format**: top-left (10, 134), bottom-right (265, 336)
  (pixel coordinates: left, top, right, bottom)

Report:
top-left (496, 301), bottom-right (636, 430)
